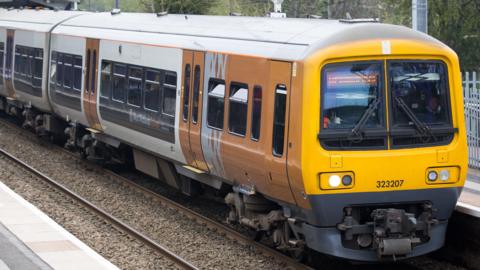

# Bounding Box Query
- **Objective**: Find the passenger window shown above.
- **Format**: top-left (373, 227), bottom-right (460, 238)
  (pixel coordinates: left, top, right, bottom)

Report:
top-left (50, 52), bottom-right (57, 89)
top-left (182, 64), bottom-right (191, 121)
top-left (85, 49), bottom-right (90, 91)
top-left (0, 42), bottom-right (4, 82)
top-left (251, 86), bottom-right (262, 141)
top-left (63, 54), bottom-right (73, 89)
top-left (100, 61), bottom-right (112, 98)
top-left (33, 49), bottom-right (43, 85)
top-left (192, 65), bottom-right (201, 124)
top-left (112, 64), bottom-right (126, 102)
top-left (163, 71), bottom-right (177, 117)
top-left (91, 50), bottom-right (97, 92)
top-left (144, 70), bottom-right (161, 111)
top-left (73, 56), bottom-right (82, 91)
top-left (228, 82), bottom-right (248, 136)
top-left (127, 66), bottom-right (142, 107)
top-left (272, 85), bottom-right (287, 157)
top-left (57, 53), bottom-right (64, 88)
top-left (206, 79), bottom-right (225, 129)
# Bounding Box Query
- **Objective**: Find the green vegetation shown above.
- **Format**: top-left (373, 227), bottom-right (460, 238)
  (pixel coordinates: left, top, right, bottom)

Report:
top-left (78, 0), bottom-right (479, 70)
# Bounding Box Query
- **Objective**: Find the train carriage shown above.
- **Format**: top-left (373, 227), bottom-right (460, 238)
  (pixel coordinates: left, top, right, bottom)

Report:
top-left (0, 9), bottom-right (468, 262)
top-left (0, 9), bottom-right (83, 115)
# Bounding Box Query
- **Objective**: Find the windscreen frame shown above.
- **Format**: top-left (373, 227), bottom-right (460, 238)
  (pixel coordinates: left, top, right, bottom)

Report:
top-left (319, 60), bottom-right (388, 150)
top-left (386, 59), bottom-right (455, 149)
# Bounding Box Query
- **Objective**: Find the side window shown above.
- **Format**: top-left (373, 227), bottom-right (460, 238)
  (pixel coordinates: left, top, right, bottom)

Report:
top-left (100, 61), bottom-right (112, 98)
top-left (91, 50), bottom-right (97, 92)
top-left (33, 49), bottom-right (43, 88)
top-left (0, 42), bottom-right (4, 82)
top-left (57, 53), bottom-right (64, 88)
top-left (192, 65), bottom-right (201, 123)
top-left (50, 51), bottom-right (57, 90)
top-left (144, 69), bottom-right (161, 111)
top-left (127, 66), bottom-right (142, 107)
top-left (63, 54), bottom-right (73, 89)
top-left (182, 64), bottom-right (191, 121)
top-left (73, 56), bottom-right (82, 91)
top-left (112, 64), bottom-right (126, 102)
top-left (251, 85), bottom-right (262, 141)
top-left (206, 79), bottom-right (225, 129)
top-left (228, 82), bottom-right (248, 136)
top-left (25, 48), bottom-right (32, 83)
top-left (85, 49), bottom-right (90, 91)
top-left (163, 71), bottom-right (177, 117)
top-left (272, 84), bottom-right (287, 157)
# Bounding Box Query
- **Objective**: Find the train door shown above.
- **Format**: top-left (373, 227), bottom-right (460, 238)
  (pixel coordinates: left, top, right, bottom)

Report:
top-left (5, 29), bottom-right (14, 97)
top-left (83, 38), bottom-right (102, 131)
top-left (179, 50), bottom-right (209, 172)
top-left (265, 60), bottom-right (296, 204)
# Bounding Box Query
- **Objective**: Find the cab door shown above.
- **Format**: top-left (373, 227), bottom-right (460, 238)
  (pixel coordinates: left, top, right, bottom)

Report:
top-left (179, 50), bottom-right (209, 172)
top-left (265, 61), bottom-right (296, 204)
top-left (83, 38), bottom-right (102, 131)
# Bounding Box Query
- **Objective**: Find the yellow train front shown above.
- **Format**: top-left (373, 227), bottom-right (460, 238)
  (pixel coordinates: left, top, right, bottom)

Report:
top-left (297, 23), bottom-right (468, 261)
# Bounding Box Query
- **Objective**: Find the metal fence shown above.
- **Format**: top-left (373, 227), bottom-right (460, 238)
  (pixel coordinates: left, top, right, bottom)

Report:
top-left (464, 71), bottom-right (480, 169)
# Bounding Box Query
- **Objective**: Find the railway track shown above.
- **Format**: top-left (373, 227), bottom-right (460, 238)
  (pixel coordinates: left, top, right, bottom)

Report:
top-left (0, 116), bottom-right (311, 270)
top-left (0, 146), bottom-right (198, 270)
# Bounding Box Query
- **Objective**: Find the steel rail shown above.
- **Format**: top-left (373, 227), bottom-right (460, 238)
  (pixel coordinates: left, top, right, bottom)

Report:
top-left (0, 116), bottom-right (312, 270)
top-left (0, 147), bottom-right (198, 270)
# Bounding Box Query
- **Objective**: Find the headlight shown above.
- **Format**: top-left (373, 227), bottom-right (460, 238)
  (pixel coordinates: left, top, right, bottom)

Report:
top-left (342, 175), bottom-right (353, 186)
top-left (427, 171), bottom-right (438, 181)
top-left (328, 175), bottom-right (341, 187)
top-left (320, 172), bottom-right (354, 190)
top-left (425, 167), bottom-right (459, 185)
top-left (439, 170), bottom-right (450, 181)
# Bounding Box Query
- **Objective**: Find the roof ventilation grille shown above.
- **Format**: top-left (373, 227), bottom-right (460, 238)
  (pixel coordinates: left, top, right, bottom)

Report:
top-left (156, 11), bottom-right (168, 17)
top-left (339, 18), bottom-right (380, 24)
top-left (111, 8), bottom-right (121, 15)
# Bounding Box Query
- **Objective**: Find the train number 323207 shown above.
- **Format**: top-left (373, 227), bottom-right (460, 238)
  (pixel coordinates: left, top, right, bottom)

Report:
top-left (376, 180), bottom-right (404, 189)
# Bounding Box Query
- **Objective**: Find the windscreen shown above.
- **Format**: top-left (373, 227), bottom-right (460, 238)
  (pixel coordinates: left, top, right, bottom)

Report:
top-left (322, 62), bottom-right (383, 130)
top-left (390, 61), bottom-right (450, 126)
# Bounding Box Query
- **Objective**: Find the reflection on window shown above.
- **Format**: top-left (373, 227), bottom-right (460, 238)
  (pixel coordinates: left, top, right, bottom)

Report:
top-left (73, 56), bottom-right (82, 91)
top-left (100, 61), bottom-right (111, 98)
top-left (63, 55), bottom-right (73, 89)
top-left (192, 65), bottom-right (201, 123)
top-left (273, 85), bottom-right (287, 156)
top-left (182, 64), bottom-right (191, 121)
top-left (207, 79), bottom-right (225, 129)
top-left (113, 64), bottom-right (126, 102)
top-left (228, 82), bottom-right (248, 136)
top-left (251, 86), bottom-right (262, 141)
top-left (390, 61), bottom-right (449, 126)
top-left (144, 70), bottom-right (160, 111)
top-left (0, 42), bottom-right (4, 84)
top-left (128, 67), bottom-right (142, 107)
top-left (163, 71), bottom-right (177, 117)
top-left (322, 62), bottom-right (382, 130)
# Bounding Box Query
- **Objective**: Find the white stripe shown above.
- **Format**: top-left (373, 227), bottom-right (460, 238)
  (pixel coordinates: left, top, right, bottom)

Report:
top-left (381, 40), bottom-right (391, 55)
top-left (456, 201), bottom-right (480, 218)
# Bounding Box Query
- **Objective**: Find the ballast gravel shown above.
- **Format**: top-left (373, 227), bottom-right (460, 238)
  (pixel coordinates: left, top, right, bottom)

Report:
top-left (0, 121), bottom-right (287, 269)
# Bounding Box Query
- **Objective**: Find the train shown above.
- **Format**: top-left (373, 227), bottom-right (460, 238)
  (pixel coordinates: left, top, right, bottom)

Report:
top-left (0, 9), bottom-right (468, 262)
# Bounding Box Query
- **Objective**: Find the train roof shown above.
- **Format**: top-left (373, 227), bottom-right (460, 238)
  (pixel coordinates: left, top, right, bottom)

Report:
top-left (0, 8), bottom-right (84, 32)
top-left (0, 9), bottom-right (446, 61)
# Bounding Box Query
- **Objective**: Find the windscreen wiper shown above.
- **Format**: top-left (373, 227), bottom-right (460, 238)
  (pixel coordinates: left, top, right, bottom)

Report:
top-left (394, 97), bottom-right (437, 142)
top-left (349, 98), bottom-right (381, 141)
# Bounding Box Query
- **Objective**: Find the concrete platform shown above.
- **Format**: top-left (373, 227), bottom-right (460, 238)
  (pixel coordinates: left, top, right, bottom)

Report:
top-left (456, 168), bottom-right (480, 217)
top-left (0, 181), bottom-right (119, 270)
